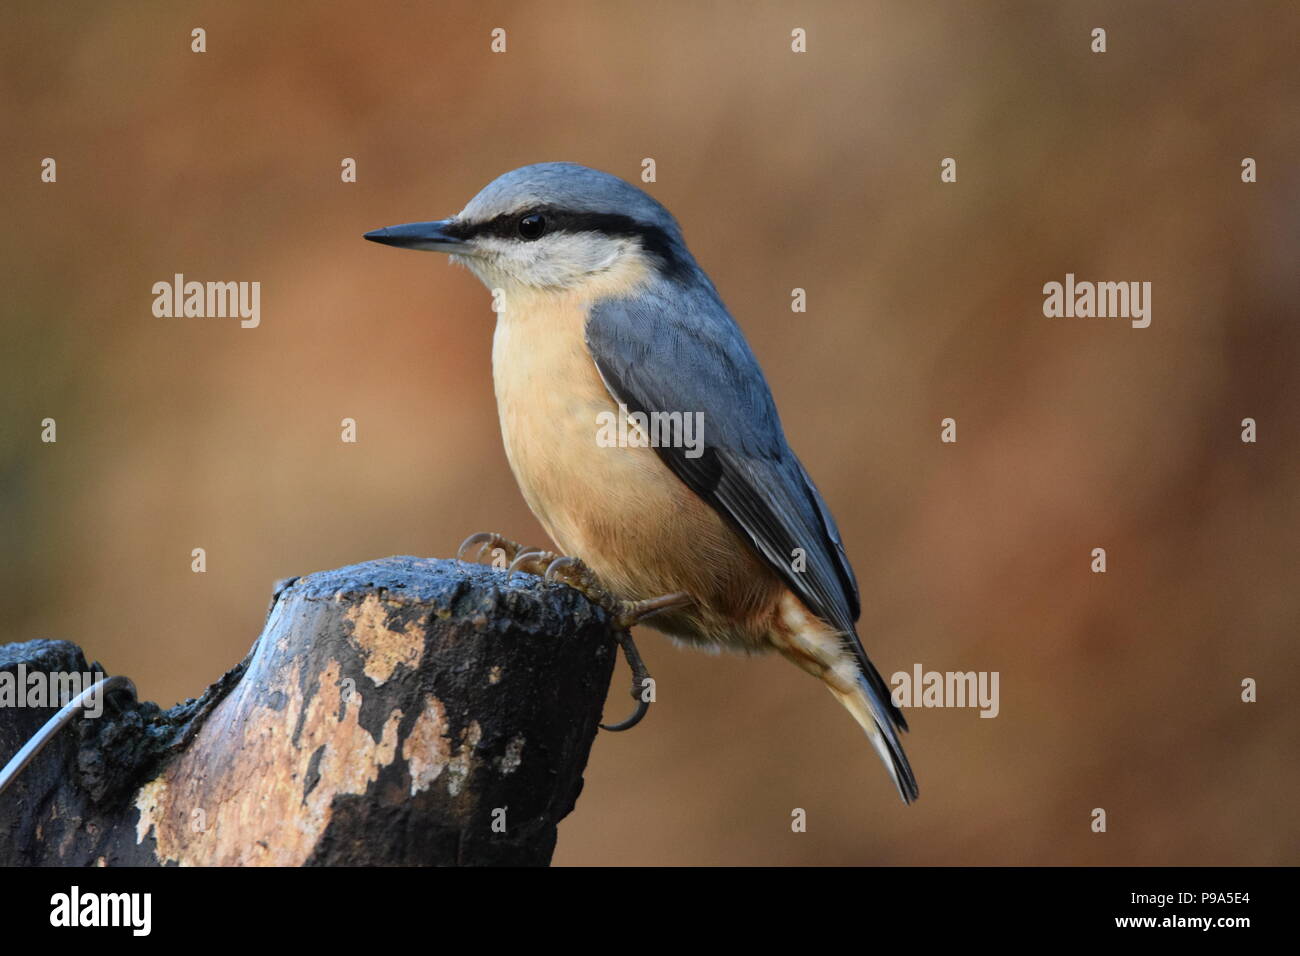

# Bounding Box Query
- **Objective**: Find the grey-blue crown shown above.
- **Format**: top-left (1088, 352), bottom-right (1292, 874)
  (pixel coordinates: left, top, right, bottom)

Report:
top-left (460, 162), bottom-right (683, 239)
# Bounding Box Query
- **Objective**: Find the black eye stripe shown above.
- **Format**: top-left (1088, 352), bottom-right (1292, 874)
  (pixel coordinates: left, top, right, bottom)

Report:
top-left (443, 206), bottom-right (690, 280)
top-left (447, 207), bottom-right (651, 241)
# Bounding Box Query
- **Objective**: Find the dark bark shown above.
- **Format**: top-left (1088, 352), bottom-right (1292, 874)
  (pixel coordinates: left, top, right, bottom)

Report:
top-left (0, 556), bottom-right (618, 866)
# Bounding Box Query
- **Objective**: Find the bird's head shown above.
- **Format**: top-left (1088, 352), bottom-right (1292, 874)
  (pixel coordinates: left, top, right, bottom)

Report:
top-left (364, 162), bottom-right (694, 296)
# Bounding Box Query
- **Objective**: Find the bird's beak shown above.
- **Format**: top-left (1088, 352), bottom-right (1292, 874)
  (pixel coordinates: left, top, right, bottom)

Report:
top-left (363, 219), bottom-right (465, 252)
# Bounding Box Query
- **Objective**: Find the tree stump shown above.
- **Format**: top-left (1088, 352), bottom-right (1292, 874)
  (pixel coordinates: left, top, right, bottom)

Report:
top-left (0, 556), bottom-right (620, 866)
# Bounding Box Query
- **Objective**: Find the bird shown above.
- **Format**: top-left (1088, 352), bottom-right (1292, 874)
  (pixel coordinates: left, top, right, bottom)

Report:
top-left (364, 162), bottom-right (918, 803)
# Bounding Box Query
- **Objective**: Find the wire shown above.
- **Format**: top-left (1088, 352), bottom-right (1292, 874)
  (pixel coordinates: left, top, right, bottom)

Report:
top-left (0, 675), bottom-right (137, 799)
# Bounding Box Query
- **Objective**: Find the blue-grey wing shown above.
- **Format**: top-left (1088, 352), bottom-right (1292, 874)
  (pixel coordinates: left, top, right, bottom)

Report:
top-left (585, 280), bottom-right (905, 731)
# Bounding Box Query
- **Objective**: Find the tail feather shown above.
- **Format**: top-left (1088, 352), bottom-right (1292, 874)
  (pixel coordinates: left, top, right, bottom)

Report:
top-left (773, 593), bottom-right (917, 803)
top-left (829, 678), bottom-right (919, 804)
top-left (856, 653), bottom-right (910, 734)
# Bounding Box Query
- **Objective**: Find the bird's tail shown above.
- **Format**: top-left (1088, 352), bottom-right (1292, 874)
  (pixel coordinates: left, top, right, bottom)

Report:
top-left (827, 671), bottom-right (919, 804)
top-left (774, 593), bottom-right (917, 803)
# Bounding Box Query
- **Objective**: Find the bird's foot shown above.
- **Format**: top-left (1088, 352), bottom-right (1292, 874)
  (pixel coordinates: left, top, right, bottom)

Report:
top-left (457, 532), bottom-right (534, 570)
top-left (461, 537), bottom-right (692, 731)
top-left (543, 555), bottom-right (691, 630)
top-left (507, 548), bottom-right (563, 575)
top-left (543, 555), bottom-right (692, 732)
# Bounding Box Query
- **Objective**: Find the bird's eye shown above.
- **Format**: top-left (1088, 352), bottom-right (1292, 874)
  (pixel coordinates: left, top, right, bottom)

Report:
top-left (517, 214), bottom-right (546, 240)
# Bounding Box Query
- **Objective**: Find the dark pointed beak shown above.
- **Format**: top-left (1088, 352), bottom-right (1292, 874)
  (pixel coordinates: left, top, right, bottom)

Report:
top-left (363, 219), bottom-right (465, 252)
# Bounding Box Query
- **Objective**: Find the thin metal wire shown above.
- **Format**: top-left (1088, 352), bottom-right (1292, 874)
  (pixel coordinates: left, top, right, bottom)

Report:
top-left (0, 675), bottom-right (137, 799)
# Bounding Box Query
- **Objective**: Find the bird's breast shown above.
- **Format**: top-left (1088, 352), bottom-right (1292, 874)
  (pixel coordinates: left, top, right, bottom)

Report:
top-left (489, 291), bottom-right (782, 649)
top-left (490, 294), bottom-right (660, 553)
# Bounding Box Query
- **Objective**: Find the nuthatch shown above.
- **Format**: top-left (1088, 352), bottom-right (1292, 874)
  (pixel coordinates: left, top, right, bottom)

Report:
top-left (365, 163), bottom-right (918, 803)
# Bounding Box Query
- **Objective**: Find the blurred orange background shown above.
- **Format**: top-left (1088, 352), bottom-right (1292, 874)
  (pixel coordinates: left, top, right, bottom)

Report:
top-left (2, 1), bottom-right (1296, 865)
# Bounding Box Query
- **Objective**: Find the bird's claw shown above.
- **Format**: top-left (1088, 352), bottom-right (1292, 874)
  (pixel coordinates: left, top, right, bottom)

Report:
top-left (457, 532), bottom-right (527, 569)
top-left (544, 555), bottom-right (618, 611)
top-left (599, 592), bottom-right (691, 729)
top-left (508, 548), bottom-right (561, 575)
top-left (600, 630), bottom-right (653, 731)
top-left (463, 542), bottom-right (692, 732)
top-left (543, 555), bottom-right (691, 731)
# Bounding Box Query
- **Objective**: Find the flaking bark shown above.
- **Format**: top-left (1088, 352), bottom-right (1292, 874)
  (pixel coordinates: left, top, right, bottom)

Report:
top-left (0, 556), bottom-right (618, 866)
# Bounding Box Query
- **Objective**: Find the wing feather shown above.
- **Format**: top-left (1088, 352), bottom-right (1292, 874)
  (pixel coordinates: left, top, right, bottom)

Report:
top-left (584, 281), bottom-right (906, 740)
